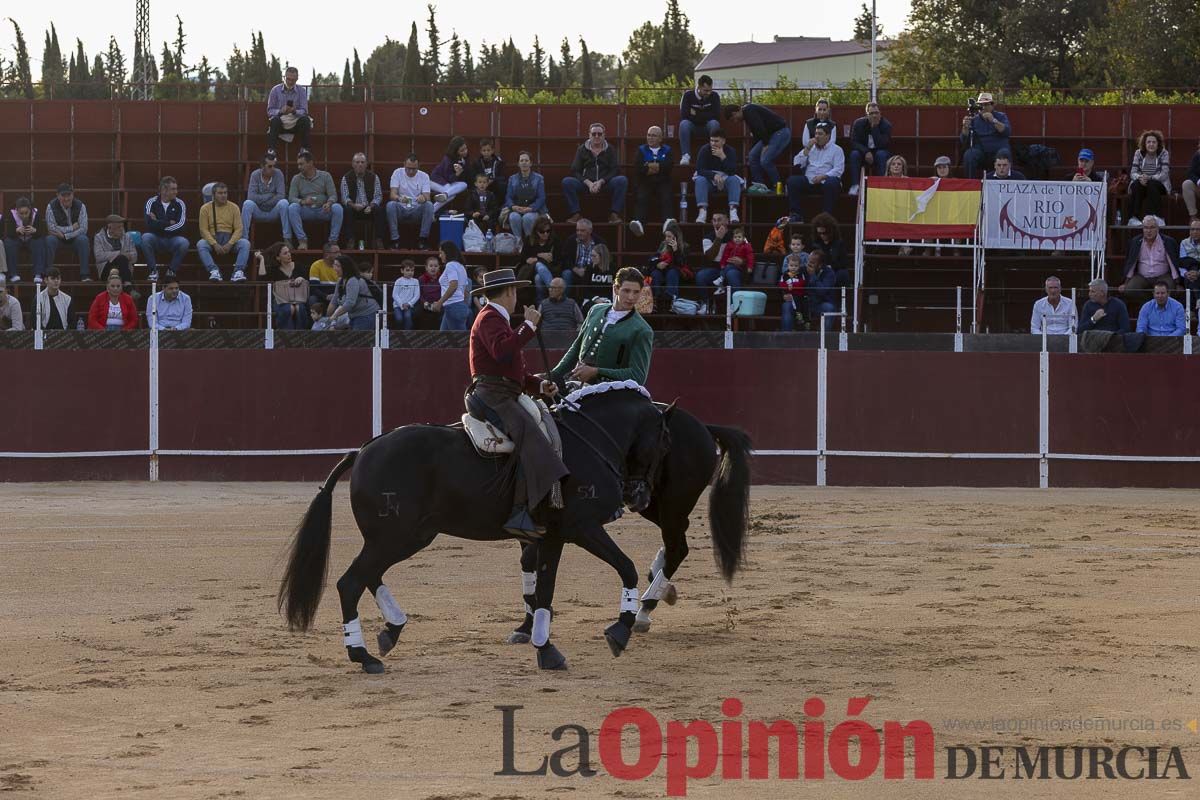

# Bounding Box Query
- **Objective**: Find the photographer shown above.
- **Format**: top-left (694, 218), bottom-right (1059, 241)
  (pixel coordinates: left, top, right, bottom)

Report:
top-left (960, 92), bottom-right (1011, 178)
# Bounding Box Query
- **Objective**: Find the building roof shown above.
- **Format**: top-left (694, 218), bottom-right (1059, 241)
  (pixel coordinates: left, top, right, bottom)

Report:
top-left (696, 37), bottom-right (877, 72)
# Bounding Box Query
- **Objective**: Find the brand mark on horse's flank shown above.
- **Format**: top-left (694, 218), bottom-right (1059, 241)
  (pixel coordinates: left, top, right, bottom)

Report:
top-left (377, 492), bottom-right (403, 517)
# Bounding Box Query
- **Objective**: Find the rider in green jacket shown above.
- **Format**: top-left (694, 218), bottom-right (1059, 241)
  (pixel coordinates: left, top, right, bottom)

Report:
top-left (552, 266), bottom-right (654, 386)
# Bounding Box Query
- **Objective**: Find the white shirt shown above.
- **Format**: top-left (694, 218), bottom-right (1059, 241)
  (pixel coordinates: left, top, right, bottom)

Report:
top-left (106, 301), bottom-right (124, 329)
top-left (390, 168), bottom-right (431, 200)
top-left (793, 141), bottom-right (845, 180)
top-left (604, 307), bottom-right (631, 330)
top-left (1031, 295), bottom-right (1076, 334)
top-left (439, 260), bottom-right (469, 306)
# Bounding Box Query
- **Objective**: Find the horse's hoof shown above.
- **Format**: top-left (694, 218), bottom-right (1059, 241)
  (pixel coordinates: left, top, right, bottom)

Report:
top-left (664, 581), bottom-right (678, 606)
top-left (361, 659), bottom-right (385, 675)
top-left (604, 622), bottom-right (631, 657)
top-left (507, 631), bottom-right (531, 644)
top-left (376, 622), bottom-right (405, 657)
top-left (536, 643), bottom-right (568, 670)
top-left (632, 608), bottom-right (652, 633)
top-left (348, 645), bottom-right (385, 674)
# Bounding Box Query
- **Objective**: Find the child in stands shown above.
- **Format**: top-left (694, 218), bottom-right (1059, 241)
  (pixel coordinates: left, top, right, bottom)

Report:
top-left (391, 259), bottom-right (420, 330)
top-left (417, 255), bottom-right (442, 328)
top-left (779, 253), bottom-right (807, 331)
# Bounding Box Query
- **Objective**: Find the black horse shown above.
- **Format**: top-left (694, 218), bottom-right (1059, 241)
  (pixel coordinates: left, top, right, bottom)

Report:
top-left (278, 388), bottom-right (671, 673)
top-left (509, 408), bottom-right (752, 641)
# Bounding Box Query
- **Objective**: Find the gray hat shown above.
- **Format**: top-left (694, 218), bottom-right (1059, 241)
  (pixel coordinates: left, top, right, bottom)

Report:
top-left (934, 155), bottom-right (952, 167)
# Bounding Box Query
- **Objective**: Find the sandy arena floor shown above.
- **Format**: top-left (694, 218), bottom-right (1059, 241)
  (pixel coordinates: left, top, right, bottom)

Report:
top-left (0, 482), bottom-right (1198, 799)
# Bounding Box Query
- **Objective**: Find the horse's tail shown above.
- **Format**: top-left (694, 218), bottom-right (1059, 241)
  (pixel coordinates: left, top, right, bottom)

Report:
top-left (705, 425), bottom-right (752, 582)
top-left (278, 449), bottom-right (359, 632)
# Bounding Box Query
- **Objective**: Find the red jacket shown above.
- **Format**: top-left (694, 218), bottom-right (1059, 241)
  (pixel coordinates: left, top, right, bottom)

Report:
top-left (780, 272), bottom-right (806, 301)
top-left (87, 291), bottom-right (139, 330)
top-left (468, 304), bottom-right (540, 393)
top-left (720, 240), bottom-right (755, 272)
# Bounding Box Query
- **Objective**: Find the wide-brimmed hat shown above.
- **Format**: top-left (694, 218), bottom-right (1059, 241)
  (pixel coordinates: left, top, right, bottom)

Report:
top-left (976, 92), bottom-right (995, 104)
top-left (104, 214), bottom-right (125, 224)
top-left (470, 268), bottom-right (530, 295)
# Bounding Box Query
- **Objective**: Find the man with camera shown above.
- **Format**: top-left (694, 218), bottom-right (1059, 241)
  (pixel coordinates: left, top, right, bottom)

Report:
top-left (961, 92), bottom-right (1011, 178)
top-left (267, 67), bottom-right (312, 155)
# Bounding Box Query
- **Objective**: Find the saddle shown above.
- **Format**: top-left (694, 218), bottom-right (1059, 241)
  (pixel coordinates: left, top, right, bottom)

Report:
top-left (461, 393), bottom-right (560, 458)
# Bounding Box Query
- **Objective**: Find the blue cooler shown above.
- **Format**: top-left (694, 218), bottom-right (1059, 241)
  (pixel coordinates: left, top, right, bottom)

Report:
top-left (438, 215), bottom-right (465, 249)
top-left (731, 290), bottom-right (767, 316)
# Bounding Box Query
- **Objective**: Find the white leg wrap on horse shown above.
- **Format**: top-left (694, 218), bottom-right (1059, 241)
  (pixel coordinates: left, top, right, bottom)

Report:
top-left (342, 618), bottom-right (365, 648)
top-left (621, 587), bottom-right (640, 613)
top-left (374, 586), bottom-right (408, 626)
top-left (650, 547), bottom-right (666, 575)
top-left (641, 569), bottom-right (669, 602)
top-left (522, 571), bottom-right (537, 596)
top-left (531, 609), bottom-right (552, 647)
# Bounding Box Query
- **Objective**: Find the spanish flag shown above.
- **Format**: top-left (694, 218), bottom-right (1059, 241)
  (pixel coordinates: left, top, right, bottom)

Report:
top-left (864, 177), bottom-right (981, 240)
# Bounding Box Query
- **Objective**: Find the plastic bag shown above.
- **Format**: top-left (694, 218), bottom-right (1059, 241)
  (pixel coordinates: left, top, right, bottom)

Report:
top-left (491, 232), bottom-right (521, 254)
top-left (462, 220), bottom-right (487, 252)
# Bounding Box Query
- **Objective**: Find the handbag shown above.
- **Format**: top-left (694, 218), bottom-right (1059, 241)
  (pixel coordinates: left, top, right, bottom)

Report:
top-left (671, 297), bottom-right (700, 315)
top-left (491, 232), bottom-right (521, 254)
top-left (275, 278), bottom-right (308, 305)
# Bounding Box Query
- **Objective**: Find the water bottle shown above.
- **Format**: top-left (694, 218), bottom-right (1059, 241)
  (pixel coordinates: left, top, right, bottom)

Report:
top-left (679, 181), bottom-right (688, 216)
top-left (485, 229), bottom-right (494, 250)
top-left (75, 317), bottom-right (85, 331)
top-left (1115, 210), bottom-right (1122, 226)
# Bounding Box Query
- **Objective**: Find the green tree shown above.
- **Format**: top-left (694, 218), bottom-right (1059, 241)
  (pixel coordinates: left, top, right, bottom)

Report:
top-left (352, 49), bottom-right (363, 94)
top-left (463, 40), bottom-right (475, 86)
top-left (105, 36), bottom-right (126, 95)
top-left (547, 55), bottom-right (561, 92)
top-left (425, 5), bottom-right (442, 83)
top-left (92, 54), bottom-right (107, 98)
top-left (558, 38), bottom-right (575, 86)
top-left (853, 3), bottom-right (880, 42)
top-left (70, 39), bottom-right (91, 99)
top-left (7, 20), bottom-right (34, 99)
top-left (341, 59), bottom-right (353, 100)
top-left (446, 33), bottom-right (466, 90)
top-left (507, 39), bottom-right (524, 87)
top-left (527, 36), bottom-right (546, 89)
top-left (1080, 0), bottom-right (1200, 88)
top-left (402, 22), bottom-right (423, 99)
top-left (364, 37), bottom-right (406, 100)
top-left (622, 21), bottom-right (662, 82)
top-left (41, 24), bottom-right (65, 98)
top-left (579, 38), bottom-right (594, 97)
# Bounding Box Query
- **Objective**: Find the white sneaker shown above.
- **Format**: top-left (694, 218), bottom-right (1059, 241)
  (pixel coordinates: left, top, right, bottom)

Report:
top-left (231, 270), bottom-right (247, 282)
top-left (679, 153), bottom-right (691, 167)
top-left (729, 207), bottom-right (740, 223)
top-left (209, 270), bottom-right (222, 281)
top-left (849, 184), bottom-right (859, 196)
top-left (1128, 217), bottom-right (1141, 227)
top-left (434, 192), bottom-right (448, 203)
top-left (698, 302), bottom-right (708, 315)
top-left (8, 275), bottom-right (19, 283)
top-left (148, 271), bottom-right (158, 281)
top-left (629, 220), bottom-right (644, 237)
top-left (695, 208), bottom-right (708, 224)
top-left (33, 274), bottom-right (42, 285)
top-left (713, 276), bottom-right (724, 288)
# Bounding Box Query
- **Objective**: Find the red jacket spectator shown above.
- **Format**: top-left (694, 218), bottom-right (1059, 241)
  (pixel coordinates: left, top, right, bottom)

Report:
top-left (87, 290), bottom-right (139, 329)
top-left (419, 271), bottom-right (441, 303)
top-left (720, 240), bottom-right (755, 273)
top-left (780, 271), bottom-right (806, 301)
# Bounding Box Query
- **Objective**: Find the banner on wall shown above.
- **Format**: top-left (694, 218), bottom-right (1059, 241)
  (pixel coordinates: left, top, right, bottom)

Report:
top-left (864, 177), bottom-right (982, 240)
top-left (983, 180), bottom-right (1104, 251)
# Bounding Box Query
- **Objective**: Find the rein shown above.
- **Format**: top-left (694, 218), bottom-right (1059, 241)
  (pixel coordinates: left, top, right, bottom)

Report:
top-left (556, 406), bottom-right (624, 479)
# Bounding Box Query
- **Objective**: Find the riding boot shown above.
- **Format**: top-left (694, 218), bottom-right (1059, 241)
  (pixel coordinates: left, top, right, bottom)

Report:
top-left (504, 468), bottom-right (545, 540)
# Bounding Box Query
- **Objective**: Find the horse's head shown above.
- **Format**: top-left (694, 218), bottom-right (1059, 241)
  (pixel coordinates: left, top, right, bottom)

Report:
top-left (623, 399), bottom-right (674, 512)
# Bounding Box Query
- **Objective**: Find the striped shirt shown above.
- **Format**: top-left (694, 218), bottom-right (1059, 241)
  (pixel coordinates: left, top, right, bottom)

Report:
top-left (1131, 149), bottom-right (1171, 192)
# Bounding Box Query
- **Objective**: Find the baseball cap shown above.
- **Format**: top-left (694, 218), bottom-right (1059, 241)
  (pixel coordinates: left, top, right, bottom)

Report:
top-left (1077, 148), bottom-right (1095, 161)
top-left (934, 155), bottom-right (952, 167)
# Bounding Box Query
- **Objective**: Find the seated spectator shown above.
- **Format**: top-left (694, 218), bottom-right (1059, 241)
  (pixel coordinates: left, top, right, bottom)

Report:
top-left (539, 277), bottom-right (584, 333)
top-left (1072, 148), bottom-right (1104, 183)
top-left (140, 177), bottom-right (188, 281)
top-left (87, 270), bottom-right (137, 330)
top-left (574, 243), bottom-right (613, 305)
top-left (503, 151), bottom-right (548, 240)
top-left (809, 212), bottom-right (848, 275)
top-left (699, 225), bottom-right (752, 309)
top-left (701, 211), bottom-right (733, 266)
top-left (885, 155), bottom-right (908, 177)
top-left (693, 127), bottom-right (742, 225)
top-left (801, 97), bottom-right (838, 149)
top-left (386, 154), bottom-right (434, 250)
top-left (198, 183), bottom-right (250, 282)
top-left (555, 218), bottom-right (607, 292)
top-left (309, 300), bottom-right (333, 331)
top-left (288, 151), bottom-right (343, 250)
top-left (804, 250), bottom-right (838, 330)
top-left (786, 122), bottom-right (843, 224)
top-left (307, 240), bottom-right (340, 300)
top-left (430, 136), bottom-right (471, 213)
top-left (243, 153), bottom-right (292, 247)
top-left (151, 276), bottom-right (193, 330)
top-left (36, 267), bottom-right (71, 330)
top-left (518, 217), bottom-right (558, 303)
top-left (847, 102), bottom-right (892, 196)
top-left (468, 138), bottom-right (505, 193)
top-left (327, 255), bottom-right (381, 331)
top-left (985, 152), bottom-right (1025, 180)
top-left (1120, 216), bottom-right (1180, 297)
top-left (266, 66), bottom-right (311, 154)
top-left (44, 183), bottom-right (89, 282)
top-left (678, 74), bottom-right (721, 167)
top-left (934, 155), bottom-right (953, 178)
top-left (391, 259), bottom-right (420, 330)
top-left (433, 241), bottom-right (471, 331)
top-left (1178, 218), bottom-right (1200, 300)
top-left (1078, 279), bottom-right (1131, 334)
top-left (648, 220), bottom-right (691, 308)
top-left (417, 255), bottom-right (443, 328)
top-left (0, 277), bottom-right (23, 330)
top-left (1128, 129), bottom-right (1170, 226)
top-left (1030, 276), bottom-right (1076, 334)
top-left (1182, 138), bottom-right (1200, 222)
top-left (4, 195), bottom-right (47, 283)
top-left (1136, 280), bottom-right (1186, 336)
top-left (725, 102), bottom-right (791, 194)
top-left (258, 242), bottom-right (309, 330)
top-left (630, 126), bottom-right (675, 237)
top-left (466, 172), bottom-right (501, 234)
top-left (779, 253), bottom-right (807, 331)
top-left (563, 123), bottom-right (628, 224)
top-left (788, 230), bottom-right (809, 266)
top-left (960, 92), bottom-right (1011, 178)
top-left (340, 152), bottom-right (386, 249)
top-left (92, 214), bottom-right (137, 287)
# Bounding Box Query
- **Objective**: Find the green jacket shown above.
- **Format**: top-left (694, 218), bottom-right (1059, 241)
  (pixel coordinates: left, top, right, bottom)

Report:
top-left (552, 302), bottom-right (653, 384)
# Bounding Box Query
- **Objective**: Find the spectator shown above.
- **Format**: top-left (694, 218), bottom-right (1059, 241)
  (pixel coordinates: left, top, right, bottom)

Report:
top-left (678, 74), bottom-right (721, 167)
top-left (151, 276), bottom-right (193, 330)
top-left (1179, 218), bottom-right (1200, 300)
top-left (87, 270), bottom-right (137, 330)
top-left (467, 138), bottom-right (505, 193)
top-left (466, 172), bottom-right (500, 234)
top-left (359, 261), bottom-right (384, 308)
top-left (555, 218), bottom-right (607, 293)
top-left (805, 249), bottom-right (838, 331)
top-left (391, 259), bottom-right (420, 330)
top-left (1030, 276), bottom-right (1076, 334)
top-left (3, 196), bottom-right (46, 283)
top-left (810, 213), bottom-right (850, 287)
top-left (934, 155), bottom-right (953, 179)
top-left (800, 97), bottom-right (838, 149)
top-left (960, 92), bottom-right (1012, 178)
top-left (779, 253), bottom-right (807, 332)
top-left (36, 267), bottom-right (71, 330)
top-left (563, 122), bottom-right (628, 224)
top-left (288, 151), bottom-right (343, 250)
top-left (434, 241), bottom-right (471, 331)
top-left (985, 152), bottom-right (1025, 181)
top-left (93, 214), bottom-right (137, 287)
top-left (140, 176), bottom-right (188, 281)
top-left (693, 127), bottom-right (743, 225)
top-left (243, 153), bottom-right (292, 248)
top-left (724, 102), bottom-right (791, 194)
top-left (788, 230), bottom-right (809, 266)
top-left (430, 136), bottom-right (471, 214)
top-left (539, 277), bottom-right (584, 333)
top-left (308, 241), bottom-right (340, 302)
top-left (309, 301), bottom-right (333, 331)
top-left (574, 243), bottom-right (613, 304)
top-left (1128, 130), bottom-right (1170, 227)
top-left (518, 217), bottom-right (559, 303)
top-left (786, 123), bottom-right (844, 223)
top-left (327, 255), bottom-right (381, 331)
top-left (847, 102), bottom-right (892, 196)
top-left (418, 255), bottom-right (443, 328)
top-left (258, 242), bottom-right (309, 330)
top-left (503, 151), bottom-right (548, 240)
top-left (1073, 148), bottom-right (1105, 183)
top-left (1078, 279), bottom-right (1131, 334)
top-left (266, 66), bottom-right (311, 154)
top-left (386, 154), bottom-right (434, 250)
top-left (885, 155), bottom-right (908, 177)
top-left (198, 182), bottom-right (250, 282)
top-left (0, 277), bottom-right (22, 330)
top-left (1136, 280), bottom-right (1186, 336)
top-left (1120, 216), bottom-right (1180, 297)
top-left (630, 126), bottom-right (675, 237)
top-left (43, 183), bottom-right (89, 282)
top-left (340, 152), bottom-right (386, 249)
top-left (468, 265), bottom-right (489, 317)
top-left (698, 225), bottom-right (751, 310)
top-left (702, 211), bottom-right (733, 266)
top-left (1182, 138), bottom-right (1200, 222)
top-left (648, 220), bottom-right (690, 308)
